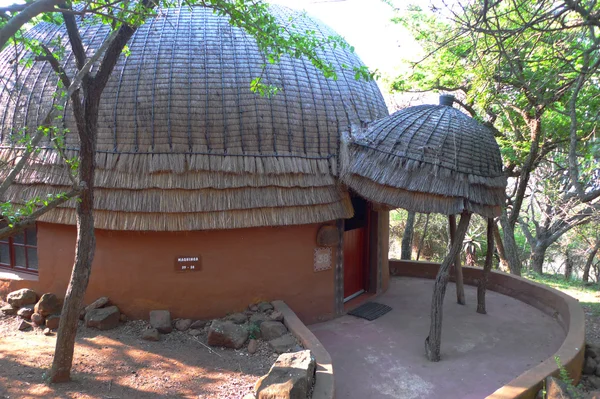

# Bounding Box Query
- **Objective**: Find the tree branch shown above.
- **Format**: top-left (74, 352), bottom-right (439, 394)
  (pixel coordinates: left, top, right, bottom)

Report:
top-left (0, 0), bottom-right (63, 50)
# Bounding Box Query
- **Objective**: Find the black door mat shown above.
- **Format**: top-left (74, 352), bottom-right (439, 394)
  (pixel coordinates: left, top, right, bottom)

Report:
top-left (347, 302), bottom-right (392, 321)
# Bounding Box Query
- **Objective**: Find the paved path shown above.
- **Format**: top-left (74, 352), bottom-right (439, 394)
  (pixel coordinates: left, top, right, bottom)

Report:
top-left (310, 277), bottom-right (565, 399)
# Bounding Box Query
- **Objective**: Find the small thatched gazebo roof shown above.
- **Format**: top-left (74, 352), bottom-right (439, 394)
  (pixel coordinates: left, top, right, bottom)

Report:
top-left (0, 4), bottom-right (388, 231)
top-left (342, 96), bottom-right (506, 218)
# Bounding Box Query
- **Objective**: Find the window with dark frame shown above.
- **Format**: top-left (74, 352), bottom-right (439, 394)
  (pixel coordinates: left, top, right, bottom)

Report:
top-left (0, 224), bottom-right (38, 273)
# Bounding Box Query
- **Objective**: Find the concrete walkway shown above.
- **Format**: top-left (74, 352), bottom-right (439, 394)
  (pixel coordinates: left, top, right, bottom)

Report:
top-left (310, 277), bottom-right (565, 399)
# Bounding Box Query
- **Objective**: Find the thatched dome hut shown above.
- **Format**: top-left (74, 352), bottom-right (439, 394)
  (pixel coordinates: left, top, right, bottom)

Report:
top-left (0, 5), bottom-right (390, 322)
top-left (342, 95), bottom-right (506, 218)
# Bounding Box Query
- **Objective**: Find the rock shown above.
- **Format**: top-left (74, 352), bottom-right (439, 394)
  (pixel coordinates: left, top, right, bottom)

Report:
top-left (45, 314), bottom-right (60, 330)
top-left (120, 313), bottom-right (127, 323)
top-left (244, 310), bottom-right (254, 316)
top-left (255, 350), bottom-right (316, 399)
top-left (7, 288), bottom-right (37, 308)
top-left (257, 302), bottom-right (274, 313)
top-left (142, 327), bottom-right (160, 341)
top-left (546, 376), bottom-right (573, 399)
top-left (585, 357), bottom-right (598, 375)
top-left (1, 304), bottom-right (18, 316)
top-left (270, 311), bottom-right (284, 322)
top-left (588, 344), bottom-right (600, 359)
top-left (85, 306), bottom-right (121, 330)
top-left (226, 312), bottom-right (248, 325)
top-left (207, 320), bottom-right (248, 349)
top-left (175, 319), bottom-right (192, 331)
top-left (149, 310), bottom-right (172, 334)
top-left (188, 329), bottom-right (202, 337)
top-left (17, 305), bottom-right (35, 320)
top-left (81, 297), bottom-right (110, 319)
top-left (18, 320), bottom-right (32, 331)
top-left (595, 364), bottom-right (600, 377)
top-left (31, 312), bottom-right (44, 326)
top-left (248, 339), bottom-right (258, 354)
top-left (34, 293), bottom-right (62, 317)
top-left (590, 376), bottom-right (600, 389)
top-left (260, 321), bottom-right (288, 341)
top-left (190, 320), bottom-right (208, 329)
top-left (250, 313), bottom-right (269, 326)
top-left (249, 304), bottom-right (259, 312)
top-left (587, 391), bottom-right (600, 399)
top-left (269, 334), bottom-right (297, 354)
top-left (316, 224), bottom-right (340, 246)
top-left (43, 328), bottom-right (52, 336)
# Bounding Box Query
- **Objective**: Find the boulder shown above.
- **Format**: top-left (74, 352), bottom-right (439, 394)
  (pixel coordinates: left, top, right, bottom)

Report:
top-left (589, 376), bottom-right (600, 389)
top-left (175, 319), bottom-right (192, 331)
top-left (585, 357), bottom-right (598, 375)
top-left (260, 321), bottom-right (288, 341)
top-left (250, 313), bottom-right (269, 326)
top-left (17, 305), bottom-right (35, 320)
top-left (257, 302), bottom-right (274, 313)
top-left (546, 376), bottom-right (573, 399)
top-left (1, 304), bottom-right (18, 316)
top-left (7, 288), bottom-right (37, 308)
top-left (142, 327), bottom-right (160, 341)
top-left (45, 314), bottom-right (61, 330)
top-left (207, 320), bottom-right (248, 349)
top-left (190, 320), bottom-right (208, 329)
top-left (269, 334), bottom-right (297, 354)
top-left (18, 320), bottom-right (32, 331)
top-left (85, 306), bottom-right (121, 330)
top-left (84, 297), bottom-right (110, 315)
top-left (595, 364), bottom-right (600, 377)
top-left (149, 310), bottom-right (172, 334)
top-left (31, 312), bottom-right (44, 326)
top-left (226, 313), bottom-right (248, 325)
top-left (188, 329), bottom-right (203, 337)
top-left (588, 344), bottom-right (600, 359)
top-left (249, 304), bottom-right (259, 312)
top-left (248, 339), bottom-right (258, 354)
top-left (270, 311), bottom-right (284, 322)
top-left (34, 293), bottom-right (62, 317)
top-left (255, 350), bottom-right (316, 399)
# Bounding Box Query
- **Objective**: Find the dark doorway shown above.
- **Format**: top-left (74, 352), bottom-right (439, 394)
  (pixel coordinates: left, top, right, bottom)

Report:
top-left (343, 195), bottom-right (370, 302)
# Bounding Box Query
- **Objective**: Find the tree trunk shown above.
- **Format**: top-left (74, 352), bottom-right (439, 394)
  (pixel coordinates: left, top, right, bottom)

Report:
top-left (565, 249), bottom-right (574, 281)
top-left (583, 240), bottom-right (600, 282)
top-left (416, 213), bottom-right (430, 261)
top-left (493, 223), bottom-right (508, 271)
top-left (49, 92), bottom-right (98, 383)
top-left (530, 243), bottom-right (546, 275)
top-left (401, 211), bottom-right (416, 260)
top-left (425, 211), bottom-right (471, 362)
top-left (499, 212), bottom-right (522, 276)
top-left (477, 218), bottom-right (494, 314)
top-left (449, 214), bottom-right (465, 305)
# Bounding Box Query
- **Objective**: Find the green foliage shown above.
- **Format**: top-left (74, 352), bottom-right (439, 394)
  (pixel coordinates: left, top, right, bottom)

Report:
top-left (247, 322), bottom-right (260, 340)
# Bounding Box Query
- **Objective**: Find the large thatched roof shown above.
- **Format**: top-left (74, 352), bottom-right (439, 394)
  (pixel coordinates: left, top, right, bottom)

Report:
top-left (342, 97), bottom-right (506, 218)
top-left (0, 5), bottom-right (388, 231)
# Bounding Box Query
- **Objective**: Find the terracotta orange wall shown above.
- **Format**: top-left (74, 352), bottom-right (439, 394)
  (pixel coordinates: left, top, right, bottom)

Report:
top-left (9, 222), bottom-right (335, 325)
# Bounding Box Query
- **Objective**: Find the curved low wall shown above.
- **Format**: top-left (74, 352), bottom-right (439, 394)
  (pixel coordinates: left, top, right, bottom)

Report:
top-left (390, 259), bottom-right (585, 399)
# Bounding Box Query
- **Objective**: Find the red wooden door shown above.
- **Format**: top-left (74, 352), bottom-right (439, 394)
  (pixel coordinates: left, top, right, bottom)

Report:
top-left (343, 227), bottom-right (367, 300)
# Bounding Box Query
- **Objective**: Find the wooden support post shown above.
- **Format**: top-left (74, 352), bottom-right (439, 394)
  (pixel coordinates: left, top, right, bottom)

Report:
top-left (449, 214), bottom-right (465, 305)
top-left (425, 212), bottom-right (471, 362)
top-left (477, 218), bottom-right (494, 314)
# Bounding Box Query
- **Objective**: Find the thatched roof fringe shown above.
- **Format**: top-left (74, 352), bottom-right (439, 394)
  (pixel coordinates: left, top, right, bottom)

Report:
top-left (1, 166), bottom-right (336, 190)
top-left (345, 174), bottom-right (501, 218)
top-left (36, 195), bottom-right (354, 231)
top-left (5, 184), bottom-right (347, 213)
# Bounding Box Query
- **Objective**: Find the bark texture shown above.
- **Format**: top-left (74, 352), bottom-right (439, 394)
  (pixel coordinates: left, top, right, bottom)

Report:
top-left (500, 212), bottom-right (522, 276)
top-left (401, 211), bottom-right (415, 260)
top-left (425, 211), bottom-right (471, 362)
top-left (583, 240), bottom-right (600, 282)
top-left (449, 214), bottom-right (465, 305)
top-left (477, 218), bottom-right (494, 314)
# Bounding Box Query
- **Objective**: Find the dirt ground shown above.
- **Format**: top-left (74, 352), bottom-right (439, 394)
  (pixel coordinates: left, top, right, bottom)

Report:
top-left (0, 312), bottom-right (276, 399)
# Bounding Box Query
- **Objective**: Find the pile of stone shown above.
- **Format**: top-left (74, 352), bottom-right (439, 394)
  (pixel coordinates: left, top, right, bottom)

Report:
top-left (578, 344), bottom-right (600, 394)
top-left (2, 289), bottom-right (62, 334)
top-left (2, 289), bottom-right (125, 334)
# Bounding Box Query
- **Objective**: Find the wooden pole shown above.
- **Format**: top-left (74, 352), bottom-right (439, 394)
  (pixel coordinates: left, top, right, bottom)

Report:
top-left (477, 218), bottom-right (494, 314)
top-left (449, 215), bottom-right (465, 305)
top-left (425, 211), bottom-right (471, 362)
